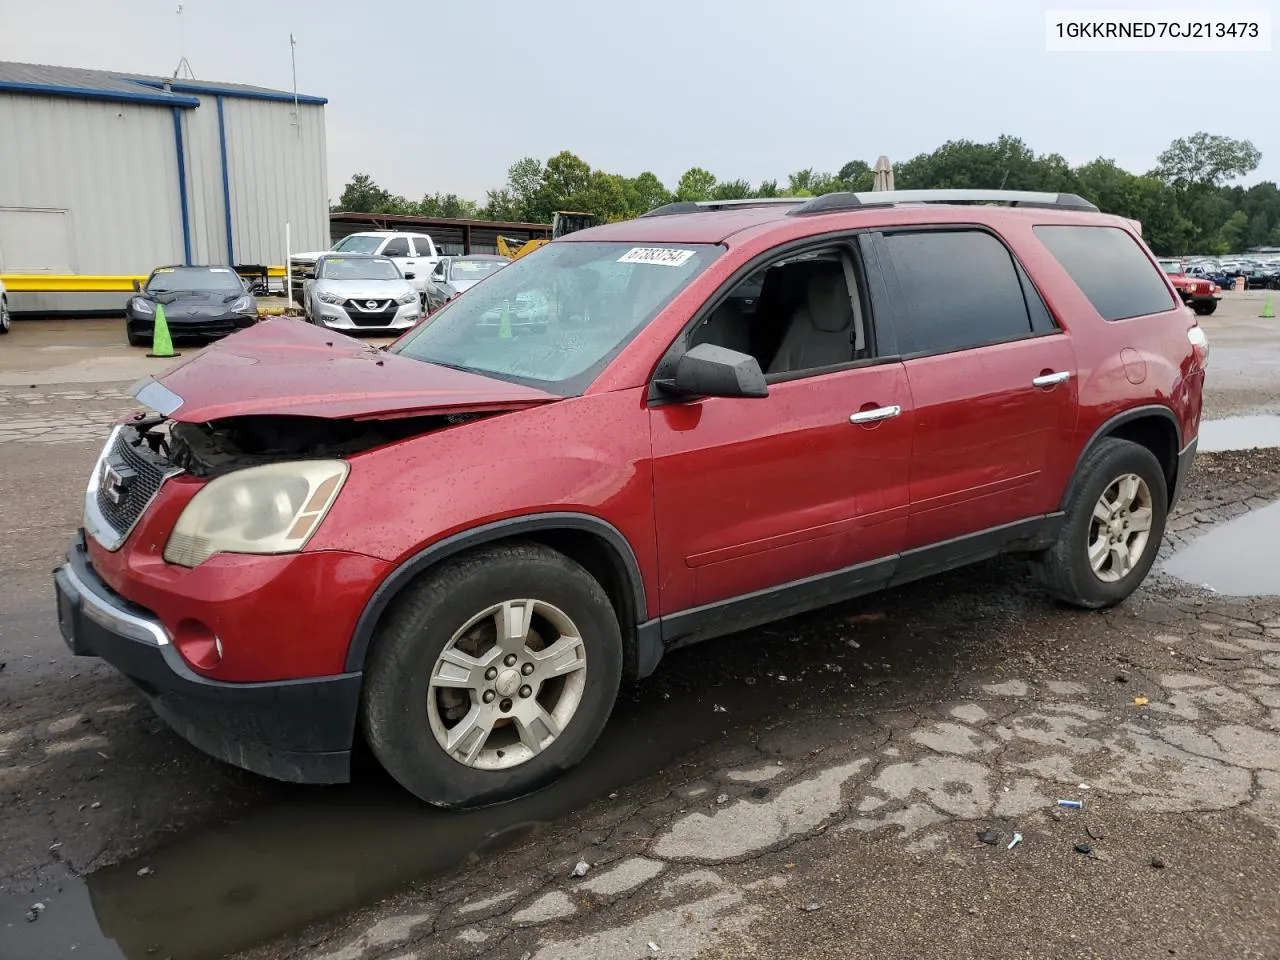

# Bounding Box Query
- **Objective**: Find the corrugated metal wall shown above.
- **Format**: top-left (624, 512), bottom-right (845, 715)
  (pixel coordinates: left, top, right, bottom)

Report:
top-left (222, 99), bottom-right (328, 266)
top-left (179, 96), bottom-right (230, 266)
top-left (0, 93), bottom-right (185, 274)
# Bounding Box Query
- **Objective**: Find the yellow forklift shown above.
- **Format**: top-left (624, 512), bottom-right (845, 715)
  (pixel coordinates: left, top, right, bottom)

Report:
top-left (497, 211), bottom-right (596, 260)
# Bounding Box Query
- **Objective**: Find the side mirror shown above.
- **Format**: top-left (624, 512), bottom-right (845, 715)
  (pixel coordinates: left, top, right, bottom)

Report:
top-left (658, 343), bottom-right (768, 400)
top-left (403, 272), bottom-right (415, 280)
top-left (132, 279), bottom-right (142, 292)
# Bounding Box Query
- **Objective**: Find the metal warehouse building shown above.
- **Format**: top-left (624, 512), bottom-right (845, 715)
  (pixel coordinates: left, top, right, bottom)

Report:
top-left (0, 61), bottom-right (328, 311)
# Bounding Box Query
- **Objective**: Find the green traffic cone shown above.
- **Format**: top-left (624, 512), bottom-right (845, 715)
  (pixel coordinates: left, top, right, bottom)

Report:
top-left (498, 301), bottom-right (513, 339)
top-left (147, 302), bottom-right (180, 358)
top-left (1262, 296), bottom-right (1275, 319)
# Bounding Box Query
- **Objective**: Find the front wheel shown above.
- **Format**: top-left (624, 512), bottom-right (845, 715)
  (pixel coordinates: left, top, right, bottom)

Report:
top-left (361, 542), bottom-right (623, 808)
top-left (1033, 438), bottom-right (1168, 609)
top-left (0, 295), bottom-right (10, 334)
top-left (1193, 300), bottom-right (1217, 316)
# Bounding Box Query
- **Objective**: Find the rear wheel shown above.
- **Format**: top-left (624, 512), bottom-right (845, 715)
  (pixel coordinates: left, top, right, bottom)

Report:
top-left (1033, 438), bottom-right (1167, 609)
top-left (0, 295), bottom-right (10, 334)
top-left (361, 542), bottom-right (623, 808)
top-left (1193, 300), bottom-right (1217, 316)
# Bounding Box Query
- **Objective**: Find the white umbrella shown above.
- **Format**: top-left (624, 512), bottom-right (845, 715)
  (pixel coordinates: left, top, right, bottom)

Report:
top-left (872, 156), bottom-right (894, 192)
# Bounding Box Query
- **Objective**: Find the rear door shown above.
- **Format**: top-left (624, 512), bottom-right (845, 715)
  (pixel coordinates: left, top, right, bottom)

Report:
top-left (871, 227), bottom-right (1078, 552)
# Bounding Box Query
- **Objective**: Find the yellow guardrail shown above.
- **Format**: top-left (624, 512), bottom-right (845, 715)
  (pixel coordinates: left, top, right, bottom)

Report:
top-left (2, 267), bottom-right (287, 293)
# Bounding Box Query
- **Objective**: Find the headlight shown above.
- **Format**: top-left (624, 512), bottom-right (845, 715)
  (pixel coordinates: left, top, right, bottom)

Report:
top-left (231, 295), bottom-right (254, 313)
top-left (318, 291), bottom-right (343, 305)
top-left (396, 291), bottom-right (417, 305)
top-left (163, 460), bottom-right (348, 567)
top-left (131, 298), bottom-right (154, 315)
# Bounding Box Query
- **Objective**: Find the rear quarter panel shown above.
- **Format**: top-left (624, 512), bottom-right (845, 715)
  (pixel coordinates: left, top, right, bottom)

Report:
top-left (1011, 218), bottom-right (1203, 495)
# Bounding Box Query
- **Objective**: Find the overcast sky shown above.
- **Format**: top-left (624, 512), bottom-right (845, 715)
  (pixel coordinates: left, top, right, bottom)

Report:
top-left (2, 0), bottom-right (1276, 203)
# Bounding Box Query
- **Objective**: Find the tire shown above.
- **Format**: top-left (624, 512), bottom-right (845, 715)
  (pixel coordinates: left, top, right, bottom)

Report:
top-left (0, 295), bottom-right (10, 335)
top-left (126, 323), bottom-right (148, 347)
top-left (1033, 438), bottom-right (1168, 609)
top-left (1193, 300), bottom-right (1217, 316)
top-left (361, 542), bottom-right (623, 809)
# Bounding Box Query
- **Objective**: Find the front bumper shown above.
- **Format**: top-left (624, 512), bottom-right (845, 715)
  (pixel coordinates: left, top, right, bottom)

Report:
top-left (128, 312), bottom-right (257, 338)
top-left (312, 300), bottom-right (420, 333)
top-left (53, 532), bottom-right (361, 784)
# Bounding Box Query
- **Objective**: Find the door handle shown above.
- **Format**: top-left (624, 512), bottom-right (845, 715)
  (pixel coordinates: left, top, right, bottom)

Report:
top-left (849, 405), bottom-right (902, 425)
top-left (1032, 371), bottom-right (1071, 388)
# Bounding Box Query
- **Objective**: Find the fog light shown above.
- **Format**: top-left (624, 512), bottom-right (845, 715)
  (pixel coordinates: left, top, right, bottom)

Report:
top-left (173, 618), bottom-right (222, 671)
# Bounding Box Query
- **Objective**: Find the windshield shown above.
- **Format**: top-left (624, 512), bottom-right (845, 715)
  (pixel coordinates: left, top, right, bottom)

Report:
top-left (1158, 261), bottom-right (1182, 274)
top-left (393, 241), bottom-right (721, 393)
top-left (332, 235), bottom-right (384, 254)
top-left (449, 259), bottom-right (506, 281)
top-left (319, 257), bottom-right (402, 281)
top-left (146, 266), bottom-right (244, 294)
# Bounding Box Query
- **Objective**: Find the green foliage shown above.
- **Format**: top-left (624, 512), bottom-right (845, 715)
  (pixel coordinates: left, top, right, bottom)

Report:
top-left (333, 132), bottom-right (1274, 255)
top-left (675, 167), bottom-right (717, 202)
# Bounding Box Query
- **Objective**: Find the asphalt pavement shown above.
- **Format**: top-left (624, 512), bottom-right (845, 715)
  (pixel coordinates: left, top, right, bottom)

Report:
top-left (2, 294), bottom-right (1280, 960)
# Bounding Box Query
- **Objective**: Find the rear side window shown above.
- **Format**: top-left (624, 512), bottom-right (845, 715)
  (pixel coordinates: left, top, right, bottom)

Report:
top-left (1034, 225), bottom-right (1177, 321)
top-left (879, 230), bottom-right (1036, 357)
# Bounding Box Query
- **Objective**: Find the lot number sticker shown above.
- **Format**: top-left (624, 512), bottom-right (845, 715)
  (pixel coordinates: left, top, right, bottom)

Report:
top-left (617, 247), bottom-right (696, 267)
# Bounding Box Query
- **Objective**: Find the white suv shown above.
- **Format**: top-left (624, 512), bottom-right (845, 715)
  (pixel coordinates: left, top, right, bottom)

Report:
top-left (291, 232), bottom-right (440, 299)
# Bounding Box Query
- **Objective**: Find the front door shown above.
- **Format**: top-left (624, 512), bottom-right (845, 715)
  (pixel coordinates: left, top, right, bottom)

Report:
top-left (650, 244), bottom-right (913, 620)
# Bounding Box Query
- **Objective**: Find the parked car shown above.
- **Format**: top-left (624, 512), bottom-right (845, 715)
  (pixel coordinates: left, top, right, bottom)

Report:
top-left (428, 255), bottom-right (509, 301)
top-left (302, 254), bottom-right (422, 334)
top-left (291, 232), bottom-right (440, 301)
top-left (1157, 259), bottom-right (1221, 315)
top-left (54, 190), bottom-right (1208, 809)
top-left (0, 276), bottom-right (9, 335)
top-left (124, 266), bottom-right (258, 346)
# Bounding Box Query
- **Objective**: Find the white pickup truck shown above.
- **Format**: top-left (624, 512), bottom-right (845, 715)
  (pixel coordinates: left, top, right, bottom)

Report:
top-left (290, 231), bottom-right (441, 300)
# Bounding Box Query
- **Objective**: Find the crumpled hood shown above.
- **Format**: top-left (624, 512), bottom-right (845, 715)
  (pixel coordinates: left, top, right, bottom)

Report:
top-left (132, 317), bottom-right (558, 422)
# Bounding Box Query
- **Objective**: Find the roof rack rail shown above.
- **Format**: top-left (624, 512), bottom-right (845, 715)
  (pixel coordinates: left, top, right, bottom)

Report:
top-left (638, 197), bottom-right (804, 219)
top-left (787, 189), bottom-right (1099, 216)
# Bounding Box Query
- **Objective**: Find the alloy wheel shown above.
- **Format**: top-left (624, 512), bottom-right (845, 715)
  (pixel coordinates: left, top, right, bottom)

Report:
top-left (1087, 473), bottom-right (1154, 582)
top-left (426, 599), bottom-right (588, 770)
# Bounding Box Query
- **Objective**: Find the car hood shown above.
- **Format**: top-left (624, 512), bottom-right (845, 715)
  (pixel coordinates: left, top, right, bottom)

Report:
top-left (290, 250), bottom-right (331, 263)
top-left (141, 291), bottom-right (245, 307)
top-left (313, 278), bottom-right (414, 299)
top-left (131, 317), bottom-right (559, 423)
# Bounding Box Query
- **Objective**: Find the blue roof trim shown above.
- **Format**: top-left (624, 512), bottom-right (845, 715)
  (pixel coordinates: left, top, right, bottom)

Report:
top-left (0, 79), bottom-right (200, 107)
top-left (132, 78), bottom-right (327, 105)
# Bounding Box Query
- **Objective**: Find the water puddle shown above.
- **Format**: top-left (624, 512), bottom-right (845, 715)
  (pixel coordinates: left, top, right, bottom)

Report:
top-left (1163, 499), bottom-right (1280, 596)
top-left (1198, 415), bottom-right (1280, 452)
top-left (0, 613), bottom-right (881, 960)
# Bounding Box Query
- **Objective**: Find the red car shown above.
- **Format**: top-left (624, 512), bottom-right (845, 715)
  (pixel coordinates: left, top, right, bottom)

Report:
top-left (1158, 258), bottom-right (1221, 315)
top-left (54, 190), bottom-right (1208, 808)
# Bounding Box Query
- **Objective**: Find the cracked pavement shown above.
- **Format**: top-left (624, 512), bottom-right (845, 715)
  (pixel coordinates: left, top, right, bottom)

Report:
top-left (2, 309), bottom-right (1280, 960)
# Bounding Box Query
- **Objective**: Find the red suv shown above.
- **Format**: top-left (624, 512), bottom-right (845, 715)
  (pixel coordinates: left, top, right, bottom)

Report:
top-left (54, 190), bottom-right (1208, 808)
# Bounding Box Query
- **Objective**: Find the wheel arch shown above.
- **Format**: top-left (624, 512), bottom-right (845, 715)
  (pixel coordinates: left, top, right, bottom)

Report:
top-left (344, 513), bottom-right (658, 680)
top-left (1062, 405), bottom-right (1182, 510)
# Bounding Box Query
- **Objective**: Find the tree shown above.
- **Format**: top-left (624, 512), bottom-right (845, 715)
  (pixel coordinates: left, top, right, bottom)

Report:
top-left (1155, 133), bottom-right (1262, 188)
top-left (482, 188), bottom-right (522, 222)
top-left (1217, 210), bottom-right (1250, 252)
top-left (334, 173), bottom-right (391, 213)
top-left (675, 167), bottom-right (717, 202)
top-left (624, 172), bottom-right (672, 214)
top-left (710, 178), bottom-right (753, 200)
top-left (506, 157), bottom-right (545, 219)
top-left (838, 160), bottom-right (874, 192)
